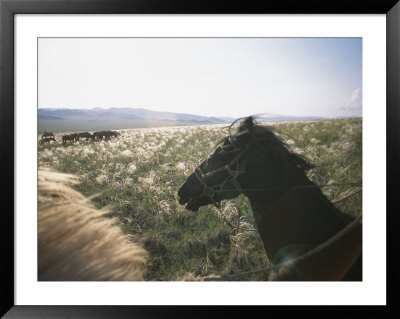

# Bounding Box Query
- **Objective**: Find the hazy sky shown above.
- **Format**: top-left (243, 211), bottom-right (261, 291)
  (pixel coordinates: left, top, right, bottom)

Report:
top-left (38, 38), bottom-right (362, 118)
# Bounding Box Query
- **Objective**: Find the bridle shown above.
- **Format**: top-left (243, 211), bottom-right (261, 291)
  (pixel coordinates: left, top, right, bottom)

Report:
top-left (193, 137), bottom-right (251, 207)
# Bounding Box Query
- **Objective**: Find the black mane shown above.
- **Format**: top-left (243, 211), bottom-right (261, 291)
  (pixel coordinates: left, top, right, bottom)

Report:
top-left (229, 116), bottom-right (313, 173)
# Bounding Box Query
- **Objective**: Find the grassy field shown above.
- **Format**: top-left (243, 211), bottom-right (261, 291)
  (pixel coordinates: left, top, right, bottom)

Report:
top-left (38, 118), bottom-right (362, 281)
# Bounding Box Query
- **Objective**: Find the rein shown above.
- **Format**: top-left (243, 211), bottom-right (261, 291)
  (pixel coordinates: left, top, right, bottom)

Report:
top-left (198, 214), bottom-right (362, 281)
top-left (210, 182), bottom-right (362, 193)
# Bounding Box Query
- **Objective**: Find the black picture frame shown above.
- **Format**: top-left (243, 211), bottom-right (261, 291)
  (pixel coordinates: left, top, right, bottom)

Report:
top-left (1, 0), bottom-right (399, 318)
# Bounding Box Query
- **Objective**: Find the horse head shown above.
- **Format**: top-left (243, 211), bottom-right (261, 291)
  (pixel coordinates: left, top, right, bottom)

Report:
top-left (178, 116), bottom-right (315, 212)
top-left (178, 116), bottom-right (261, 211)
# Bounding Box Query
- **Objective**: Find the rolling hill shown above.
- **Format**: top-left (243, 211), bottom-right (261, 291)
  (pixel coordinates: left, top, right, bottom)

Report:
top-left (37, 107), bottom-right (354, 133)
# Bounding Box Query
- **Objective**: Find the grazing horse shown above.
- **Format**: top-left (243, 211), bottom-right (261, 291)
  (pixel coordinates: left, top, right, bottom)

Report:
top-left (62, 134), bottom-right (76, 144)
top-left (38, 167), bottom-right (148, 280)
top-left (93, 130), bottom-right (116, 140)
top-left (70, 133), bottom-right (79, 142)
top-left (108, 130), bottom-right (121, 138)
top-left (103, 130), bottom-right (114, 139)
top-left (178, 116), bottom-right (362, 281)
top-left (41, 131), bottom-right (54, 139)
top-left (78, 132), bottom-right (95, 141)
top-left (39, 137), bottom-right (56, 145)
top-left (93, 131), bottom-right (106, 140)
top-left (103, 130), bottom-right (120, 139)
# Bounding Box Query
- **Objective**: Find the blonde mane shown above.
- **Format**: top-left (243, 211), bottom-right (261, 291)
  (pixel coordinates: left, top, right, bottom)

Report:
top-left (38, 167), bottom-right (147, 281)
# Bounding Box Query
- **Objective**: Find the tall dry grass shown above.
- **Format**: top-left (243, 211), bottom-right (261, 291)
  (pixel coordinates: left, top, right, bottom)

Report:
top-left (38, 119), bottom-right (361, 280)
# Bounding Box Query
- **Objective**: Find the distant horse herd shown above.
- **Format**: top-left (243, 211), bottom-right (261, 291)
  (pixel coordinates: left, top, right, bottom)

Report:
top-left (39, 130), bottom-right (121, 145)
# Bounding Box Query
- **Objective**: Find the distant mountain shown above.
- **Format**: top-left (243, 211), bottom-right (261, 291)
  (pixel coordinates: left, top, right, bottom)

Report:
top-left (216, 114), bottom-right (330, 123)
top-left (38, 114), bottom-right (64, 120)
top-left (38, 107), bottom-right (232, 132)
top-left (38, 107), bottom-right (349, 133)
top-left (39, 107), bottom-right (231, 123)
top-left (255, 114), bottom-right (326, 122)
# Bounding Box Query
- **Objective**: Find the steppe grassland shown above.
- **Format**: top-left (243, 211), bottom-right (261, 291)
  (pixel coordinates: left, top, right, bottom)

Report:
top-left (38, 118), bottom-right (362, 280)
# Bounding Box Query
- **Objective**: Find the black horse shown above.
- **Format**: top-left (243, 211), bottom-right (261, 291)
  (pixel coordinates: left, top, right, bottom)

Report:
top-left (70, 133), bottom-right (79, 142)
top-left (112, 131), bottom-right (121, 138)
top-left (62, 134), bottom-right (76, 144)
top-left (93, 131), bottom-right (107, 140)
top-left (178, 116), bottom-right (361, 281)
top-left (39, 137), bottom-right (56, 145)
top-left (78, 132), bottom-right (95, 141)
top-left (41, 132), bottom-right (54, 139)
top-left (92, 130), bottom-right (118, 140)
top-left (103, 130), bottom-right (120, 139)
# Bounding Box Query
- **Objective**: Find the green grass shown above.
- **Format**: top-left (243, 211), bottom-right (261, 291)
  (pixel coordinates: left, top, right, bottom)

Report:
top-left (38, 118), bottom-right (362, 280)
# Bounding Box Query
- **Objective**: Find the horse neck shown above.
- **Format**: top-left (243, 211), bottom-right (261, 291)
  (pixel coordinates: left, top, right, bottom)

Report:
top-left (241, 154), bottom-right (353, 263)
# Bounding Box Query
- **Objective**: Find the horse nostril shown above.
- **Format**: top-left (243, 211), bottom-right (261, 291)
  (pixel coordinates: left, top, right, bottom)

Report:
top-left (177, 192), bottom-right (188, 205)
top-left (177, 185), bottom-right (187, 200)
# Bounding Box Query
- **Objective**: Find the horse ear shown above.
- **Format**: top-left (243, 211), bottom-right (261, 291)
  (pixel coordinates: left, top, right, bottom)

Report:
top-left (239, 116), bottom-right (254, 132)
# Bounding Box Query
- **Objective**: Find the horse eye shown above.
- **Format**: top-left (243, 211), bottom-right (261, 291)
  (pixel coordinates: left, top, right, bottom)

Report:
top-left (232, 135), bottom-right (247, 146)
